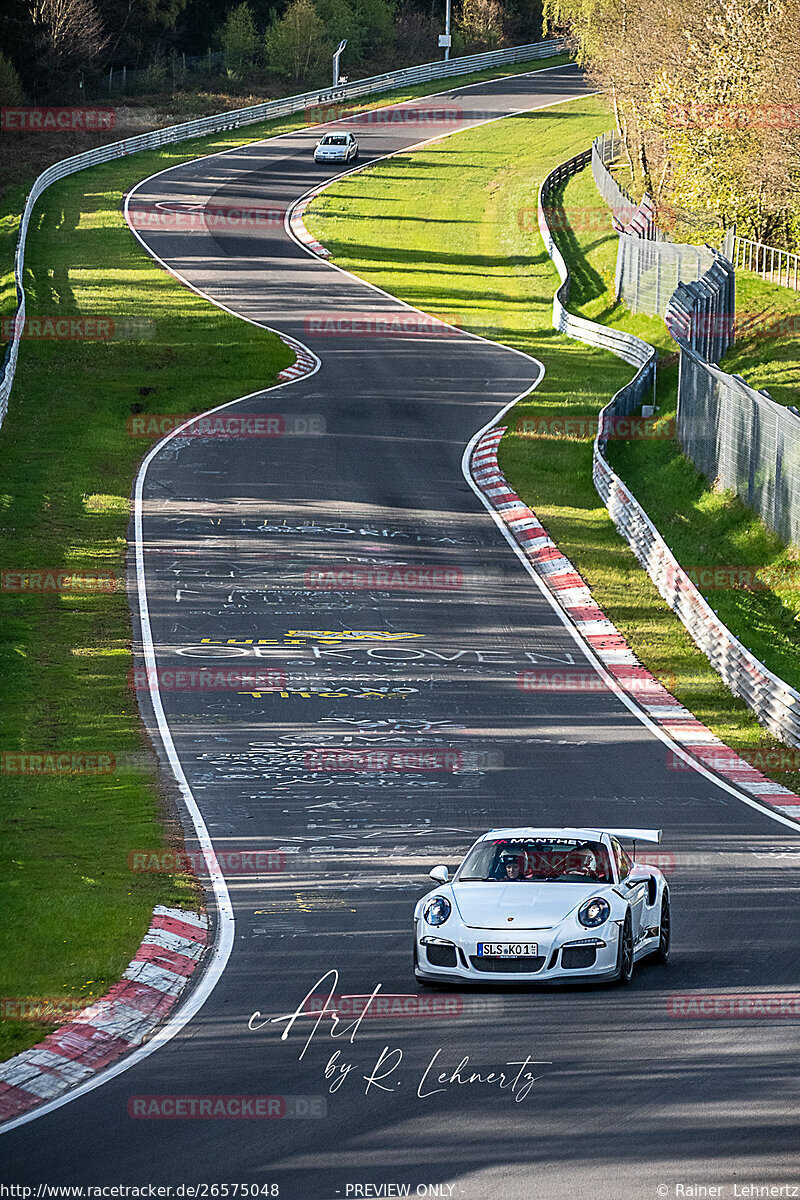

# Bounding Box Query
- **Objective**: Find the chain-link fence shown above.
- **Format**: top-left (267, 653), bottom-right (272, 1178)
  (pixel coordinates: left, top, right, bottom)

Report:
top-left (666, 256), bottom-right (736, 364)
top-left (540, 144), bottom-right (800, 745)
top-left (105, 53), bottom-right (225, 97)
top-left (676, 349), bottom-right (800, 546)
top-left (615, 234), bottom-right (719, 316)
top-left (664, 199), bottom-right (798, 545)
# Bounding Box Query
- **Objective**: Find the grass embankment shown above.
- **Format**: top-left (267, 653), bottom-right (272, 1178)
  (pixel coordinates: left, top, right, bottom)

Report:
top-left (303, 93), bottom-right (800, 794)
top-left (0, 53), bottom-right (572, 1063)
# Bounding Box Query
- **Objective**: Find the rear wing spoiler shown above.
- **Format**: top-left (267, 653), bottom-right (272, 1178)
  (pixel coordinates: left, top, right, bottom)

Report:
top-left (599, 828), bottom-right (662, 844)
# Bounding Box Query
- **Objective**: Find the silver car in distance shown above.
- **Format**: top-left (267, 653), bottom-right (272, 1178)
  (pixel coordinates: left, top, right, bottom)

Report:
top-left (313, 131), bottom-right (359, 164)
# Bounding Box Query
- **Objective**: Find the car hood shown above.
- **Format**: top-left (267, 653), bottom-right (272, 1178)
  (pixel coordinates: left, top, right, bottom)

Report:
top-left (452, 881), bottom-right (608, 929)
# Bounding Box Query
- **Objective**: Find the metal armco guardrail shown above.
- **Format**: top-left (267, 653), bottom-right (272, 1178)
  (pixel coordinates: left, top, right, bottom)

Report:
top-left (538, 148), bottom-right (800, 748)
top-left (0, 38), bottom-right (565, 432)
top-left (538, 150), bottom-right (657, 402)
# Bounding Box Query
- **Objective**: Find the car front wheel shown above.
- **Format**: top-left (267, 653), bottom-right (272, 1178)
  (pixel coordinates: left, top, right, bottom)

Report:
top-left (654, 893), bottom-right (670, 963)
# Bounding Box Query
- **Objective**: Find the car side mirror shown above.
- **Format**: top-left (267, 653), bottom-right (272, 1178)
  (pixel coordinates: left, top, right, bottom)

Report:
top-left (429, 865), bottom-right (449, 885)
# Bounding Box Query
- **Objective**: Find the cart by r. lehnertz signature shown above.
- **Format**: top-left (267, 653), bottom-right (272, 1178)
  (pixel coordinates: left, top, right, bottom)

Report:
top-left (248, 969), bottom-right (552, 1103)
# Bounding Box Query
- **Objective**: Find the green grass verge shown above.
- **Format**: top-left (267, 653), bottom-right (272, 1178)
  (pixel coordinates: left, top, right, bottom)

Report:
top-left (720, 270), bottom-right (800, 407)
top-left (0, 52), bottom-right (572, 1064)
top-left (304, 93), bottom-right (800, 798)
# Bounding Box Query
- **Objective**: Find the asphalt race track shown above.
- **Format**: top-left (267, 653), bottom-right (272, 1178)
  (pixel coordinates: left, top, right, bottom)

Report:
top-left (4, 63), bottom-right (800, 1199)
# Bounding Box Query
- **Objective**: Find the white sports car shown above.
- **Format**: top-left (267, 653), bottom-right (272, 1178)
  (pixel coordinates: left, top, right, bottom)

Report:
top-left (413, 827), bottom-right (670, 985)
top-left (313, 131), bottom-right (359, 164)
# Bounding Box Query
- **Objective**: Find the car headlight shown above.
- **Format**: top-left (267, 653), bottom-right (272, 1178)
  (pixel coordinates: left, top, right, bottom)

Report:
top-left (423, 896), bottom-right (451, 926)
top-left (578, 897), bottom-right (611, 928)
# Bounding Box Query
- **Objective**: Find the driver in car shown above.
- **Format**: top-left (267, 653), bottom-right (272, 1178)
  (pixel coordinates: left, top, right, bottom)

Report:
top-left (500, 853), bottom-right (523, 880)
top-left (567, 847), bottom-right (598, 878)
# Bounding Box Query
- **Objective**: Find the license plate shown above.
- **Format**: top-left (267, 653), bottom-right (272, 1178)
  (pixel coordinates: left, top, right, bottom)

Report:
top-left (477, 942), bottom-right (538, 957)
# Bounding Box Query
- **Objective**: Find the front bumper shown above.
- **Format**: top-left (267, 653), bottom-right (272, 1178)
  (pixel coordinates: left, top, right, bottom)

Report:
top-left (314, 151), bottom-right (349, 162)
top-left (414, 922), bottom-right (621, 984)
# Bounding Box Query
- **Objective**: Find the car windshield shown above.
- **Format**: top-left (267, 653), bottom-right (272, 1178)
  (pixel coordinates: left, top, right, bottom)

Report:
top-left (457, 838), bottom-right (613, 883)
top-left (323, 135), bottom-right (347, 145)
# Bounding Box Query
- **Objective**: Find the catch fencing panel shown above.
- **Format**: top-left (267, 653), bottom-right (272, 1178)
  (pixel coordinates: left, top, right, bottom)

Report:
top-left (676, 351), bottom-right (800, 547)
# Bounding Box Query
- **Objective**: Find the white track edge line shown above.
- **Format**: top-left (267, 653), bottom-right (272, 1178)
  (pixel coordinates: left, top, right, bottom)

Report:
top-left (0, 349), bottom-right (322, 1142)
top-left (461, 414), bottom-right (800, 833)
top-left (120, 61), bottom-right (581, 206)
top-left (282, 91), bottom-right (600, 346)
top-left (9, 67), bottom-right (790, 1132)
top-left (0, 63), bottom-right (578, 1136)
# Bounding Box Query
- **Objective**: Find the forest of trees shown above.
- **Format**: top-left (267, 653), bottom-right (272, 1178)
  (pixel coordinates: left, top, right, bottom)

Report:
top-left (545, 0), bottom-right (800, 248)
top-left (0, 0), bottom-right (544, 101)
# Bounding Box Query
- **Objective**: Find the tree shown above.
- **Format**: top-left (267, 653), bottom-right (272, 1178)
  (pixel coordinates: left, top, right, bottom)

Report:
top-left (94, 0), bottom-right (190, 65)
top-left (220, 2), bottom-right (259, 78)
top-left (265, 0), bottom-right (328, 80)
top-left (0, 51), bottom-right (25, 104)
top-left (312, 0), bottom-right (395, 65)
top-left (544, 0), bottom-right (800, 249)
top-left (457, 0), bottom-right (504, 49)
top-left (28, 0), bottom-right (108, 97)
top-left (352, 0), bottom-right (395, 56)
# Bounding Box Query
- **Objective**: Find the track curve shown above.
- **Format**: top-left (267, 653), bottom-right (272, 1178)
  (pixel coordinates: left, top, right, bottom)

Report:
top-left (4, 64), bottom-right (800, 1200)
